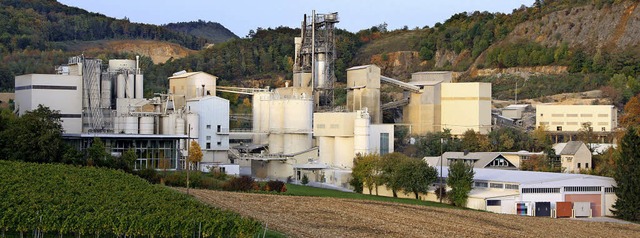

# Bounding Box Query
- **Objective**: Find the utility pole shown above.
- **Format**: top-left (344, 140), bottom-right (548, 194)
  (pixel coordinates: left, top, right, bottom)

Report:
top-left (439, 138), bottom-right (444, 203)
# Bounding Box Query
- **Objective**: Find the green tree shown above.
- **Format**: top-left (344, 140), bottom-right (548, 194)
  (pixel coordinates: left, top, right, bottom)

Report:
top-left (447, 160), bottom-right (475, 207)
top-left (0, 105), bottom-right (64, 163)
top-left (87, 137), bottom-right (109, 166)
top-left (351, 153), bottom-right (381, 195)
top-left (301, 174), bottom-right (309, 185)
top-left (612, 127), bottom-right (640, 221)
top-left (379, 153), bottom-right (409, 197)
top-left (397, 158), bottom-right (438, 199)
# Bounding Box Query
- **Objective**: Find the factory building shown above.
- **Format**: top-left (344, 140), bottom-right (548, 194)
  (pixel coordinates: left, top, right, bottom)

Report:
top-left (440, 82), bottom-right (492, 135)
top-left (185, 96), bottom-right (234, 173)
top-left (366, 167), bottom-right (617, 217)
top-left (536, 104), bottom-right (617, 143)
top-left (310, 109), bottom-right (394, 188)
top-left (14, 74), bottom-right (83, 133)
top-left (169, 71), bottom-right (217, 110)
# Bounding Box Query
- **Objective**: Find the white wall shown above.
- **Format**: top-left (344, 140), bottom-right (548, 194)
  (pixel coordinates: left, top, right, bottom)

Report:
top-left (536, 105), bottom-right (617, 132)
top-left (186, 96), bottom-right (230, 164)
top-left (15, 74), bottom-right (83, 133)
top-left (369, 124), bottom-right (395, 155)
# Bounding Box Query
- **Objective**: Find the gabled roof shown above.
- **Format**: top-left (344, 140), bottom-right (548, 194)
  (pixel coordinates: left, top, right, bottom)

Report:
top-left (554, 141), bottom-right (586, 155)
top-left (441, 152), bottom-right (516, 169)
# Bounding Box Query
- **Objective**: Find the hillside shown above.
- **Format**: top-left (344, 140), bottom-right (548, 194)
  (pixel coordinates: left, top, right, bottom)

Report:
top-left (63, 39), bottom-right (196, 64)
top-left (164, 20), bottom-right (239, 44)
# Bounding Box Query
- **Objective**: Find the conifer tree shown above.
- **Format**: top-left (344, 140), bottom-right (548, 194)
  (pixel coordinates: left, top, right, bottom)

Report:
top-left (612, 127), bottom-right (640, 221)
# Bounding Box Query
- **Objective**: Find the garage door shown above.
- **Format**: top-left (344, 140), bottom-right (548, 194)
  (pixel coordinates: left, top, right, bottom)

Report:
top-left (565, 194), bottom-right (601, 217)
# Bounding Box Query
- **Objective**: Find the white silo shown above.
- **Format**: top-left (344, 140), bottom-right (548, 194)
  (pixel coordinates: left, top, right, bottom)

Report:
top-left (268, 98), bottom-right (284, 154)
top-left (116, 74), bottom-right (125, 98)
top-left (161, 115), bottom-right (175, 135)
top-left (186, 113), bottom-right (199, 138)
top-left (316, 53), bottom-right (326, 88)
top-left (354, 109), bottom-right (371, 155)
top-left (139, 116), bottom-right (154, 134)
top-left (334, 136), bottom-right (355, 169)
top-left (318, 136), bottom-right (335, 165)
top-left (124, 116), bottom-right (139, 134)
top-left (252, 93), bottom-right (263, 143)
top-left (126, 74), bottom-right (135, 98)
top-left (113, 116), bottom-right (122, 133)
top-left (175, 117), bottom-right (186, 135)
top-left (283, 97), bottom-right (313, 155)
top-left (135, 74), bottom-right (144, 99)
top-left (101, 77), bottom-right (111, 108)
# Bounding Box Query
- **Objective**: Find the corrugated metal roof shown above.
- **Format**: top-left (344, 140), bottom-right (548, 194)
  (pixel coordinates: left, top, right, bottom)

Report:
top-left (168, 72), bottom-right (202, 79)
top-left (438, 166), bottom-right (615, 187)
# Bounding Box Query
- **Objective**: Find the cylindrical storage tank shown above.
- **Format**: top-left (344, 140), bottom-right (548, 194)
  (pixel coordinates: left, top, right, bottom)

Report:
top-left (252, 93), bottom-right (262, 143)
top-left (124, 116), bottom-right (139, 134)
top-left (113, 116), bottom-right (121, 133)
top-left (318, 137), bottom-right (335, 165)
top-left (101, 78), bottom-right (111, 108)
top-left (315, 53), bottom-right (326, 88)
top-left (283, 98), bottom-right (313, 134)
top-left (139, 116), bottom-right (154, 134)
top-left (259, 93), bottom-right (271, 133)
top-left (161, 116), bottom-right (171, 135)
top-left (354, 110), bottom-right (371, 155)
top-left (268, 99), bottom-right (284, 133)
top-left (175, 117), bottom-right (186, 135)
top-left (126, 74), bottom-right (135, 98)
top-left (117, 74), bottom-right (125, 98)
top-left (334, 136), bottom-right (355, 169)
top-left (268, 134), bottom-right (284, 154)
top-left (283, 134), bottom-right (312, 155)
top-left (135, 74), bottom-right (144, 99)
top-left (186, 113), bottom-right (199, 138)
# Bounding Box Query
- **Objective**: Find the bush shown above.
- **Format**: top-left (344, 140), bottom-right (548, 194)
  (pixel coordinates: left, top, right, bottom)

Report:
top-left (265, 180), bottom-right (287, 193)
top-left (210, 170), bottom-right (228, 180)
top-left (301, 174), bottom-right (309, 185)
top-left (223, 176), bottom-right (257, 192)
top-left (135, 167), bottom-right (160, 184)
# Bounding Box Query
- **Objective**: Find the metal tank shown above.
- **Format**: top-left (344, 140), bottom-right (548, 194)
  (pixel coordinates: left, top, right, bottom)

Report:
top-left (186, 113), bottom-right (199, 138)
top-left (318, 136), bottom-right (335, 165)
top-left (315, 53), bottom-right (327, 88)
top-left (117, 74), bottom-right (125, 98)
top-left (124, 116), bottom-right (139, 134)
top-left (108, 59), bottom-right (136, 71)
top-left (354, 110), bottom-right (370, 155)
top-left (101, 77), bottom-right (111, 108)
top-left (334, 136), bottom-right (355, 169)
top-left (252, 93), bottom-right (264, 143)
top-left (282, 98), bottom-right (313, 154)
top-left (126, 74), bottom-right (135, 98)
top-left (113, 116), bottom-right (122, 133)
top-left (175, 117), bottom-right (186, 135)
top-left (135, 74), bottom-right (144, 99)
top-left (268, 98), bottom-right (284, 154)
top-left (139, 116), bottom-right (154, 134)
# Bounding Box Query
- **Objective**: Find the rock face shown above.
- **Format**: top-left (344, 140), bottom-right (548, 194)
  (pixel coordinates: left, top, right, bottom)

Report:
top-left (472, 66), bottom-right (568, 78)
top-left (76, 40), bottom-right (195, 64)
top-left (505, 2), bottom-right (640, 51)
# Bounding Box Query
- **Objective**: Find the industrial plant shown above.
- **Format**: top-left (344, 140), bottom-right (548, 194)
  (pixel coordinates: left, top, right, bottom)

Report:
top-left (11, 10), bottom-right (620, 216)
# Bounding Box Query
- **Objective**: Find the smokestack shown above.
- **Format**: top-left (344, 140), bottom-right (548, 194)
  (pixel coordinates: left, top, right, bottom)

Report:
top-left (135, 55), bottom-right (140, 74)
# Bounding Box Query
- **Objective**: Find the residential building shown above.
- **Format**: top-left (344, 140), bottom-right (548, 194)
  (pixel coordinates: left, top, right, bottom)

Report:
top-left (553, 141), bottom-right (592, 173)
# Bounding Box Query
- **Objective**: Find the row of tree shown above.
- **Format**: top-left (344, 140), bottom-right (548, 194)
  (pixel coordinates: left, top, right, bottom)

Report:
top-left (350, 152), bottom-right (475, 207)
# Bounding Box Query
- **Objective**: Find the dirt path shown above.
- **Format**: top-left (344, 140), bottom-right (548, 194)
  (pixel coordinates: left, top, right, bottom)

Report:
top-left (183, 189), bottom-right (640, 238)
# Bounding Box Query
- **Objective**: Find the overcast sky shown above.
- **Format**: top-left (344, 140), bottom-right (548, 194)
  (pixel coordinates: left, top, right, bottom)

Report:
top-left (58, 0), bottom-right (535, 37)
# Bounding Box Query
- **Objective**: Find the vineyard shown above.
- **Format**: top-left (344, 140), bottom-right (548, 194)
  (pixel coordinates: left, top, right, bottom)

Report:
top-left (0, 161), bottom-right (261, 237)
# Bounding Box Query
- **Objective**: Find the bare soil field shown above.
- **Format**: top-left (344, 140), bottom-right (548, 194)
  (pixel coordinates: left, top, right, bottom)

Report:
top-left (184, 189), bottom-right (640, 238)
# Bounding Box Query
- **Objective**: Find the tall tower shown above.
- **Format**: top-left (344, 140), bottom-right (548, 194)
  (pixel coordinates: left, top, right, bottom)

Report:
top-left (293, 11), bottom-right (339, 111)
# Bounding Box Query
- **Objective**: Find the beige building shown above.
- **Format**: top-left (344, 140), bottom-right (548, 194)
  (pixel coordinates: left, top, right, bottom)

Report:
top-left (536, 105), bottom-right (617, 132)
top-left (441, 82), bottom-right (492, 135)
top-left (554, 141), bottom-right (592, 173)
top-left (169, 72), bottom-right (217, 110)
top-left (346, 65), bottom-right (381, 124)
top-left (14, 74), bottom-right (83, 133)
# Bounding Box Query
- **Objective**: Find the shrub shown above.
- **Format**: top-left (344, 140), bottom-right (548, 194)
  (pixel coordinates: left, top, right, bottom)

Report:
top-left (135, 167), bottom-right (160, 184)
top-left (301, 174), bottom-right (309, 185)
top-left (223, 176), bottom-right (257, 192)
top-left (265, 180), bottom-right (287, 193)
top-left (210, 170), bottom-right (228, 180)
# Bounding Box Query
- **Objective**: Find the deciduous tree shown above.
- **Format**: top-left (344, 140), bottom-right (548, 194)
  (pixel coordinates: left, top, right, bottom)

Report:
top-left (447, 160), bottom-right (474, 207)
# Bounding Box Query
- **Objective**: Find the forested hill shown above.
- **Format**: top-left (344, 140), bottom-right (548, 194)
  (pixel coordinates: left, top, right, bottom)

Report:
top-left (164, 20), bottom-right (239, 44)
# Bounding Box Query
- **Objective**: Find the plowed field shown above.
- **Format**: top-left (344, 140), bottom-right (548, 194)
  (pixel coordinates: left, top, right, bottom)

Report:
top-left (184, 189), bottom-right (640, 237)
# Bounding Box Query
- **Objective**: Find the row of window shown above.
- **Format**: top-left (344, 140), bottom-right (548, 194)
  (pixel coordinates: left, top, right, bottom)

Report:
top-left (542, 113), bottom-right (609, 118)
top-left (564, 186), bottom-right (601, 192)
top-left (473, 182), bottom-right (519, 190)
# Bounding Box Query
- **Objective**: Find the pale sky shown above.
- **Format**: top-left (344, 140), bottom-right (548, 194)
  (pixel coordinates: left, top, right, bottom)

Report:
top-left (57, 0), bottom-right (535, 37)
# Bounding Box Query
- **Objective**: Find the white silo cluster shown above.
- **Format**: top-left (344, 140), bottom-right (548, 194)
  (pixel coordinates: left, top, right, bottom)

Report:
top-left (252, 92), bottom-right (314, 155)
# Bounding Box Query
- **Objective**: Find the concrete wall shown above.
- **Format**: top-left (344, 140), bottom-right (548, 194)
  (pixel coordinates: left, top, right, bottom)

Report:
top-left (410, 71), bottom-right (452, 83)
top-left (15, 74), bottom-right (83, 133)
top-left (403, 84), bottom-right (441, 135)
top-left (441, 83), bottom-right (492, 135)
top-left (347, 65), bottom-right (381, 124)
top-left (536, 105), bottom-right (617, 132)
top-left (369, 124), bottom-right (395, 155)
top-left (314, 112), bottom-right (356, 137)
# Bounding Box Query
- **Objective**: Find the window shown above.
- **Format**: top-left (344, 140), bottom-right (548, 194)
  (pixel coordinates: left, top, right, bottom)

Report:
top-left (602, 127), bottom-right (606, 131)
top-left (566, 114), bottom-right (578, 117)
top-left (330, 124), bottom-right (339, 129)
top-left (552, 114), bottom-right (564, 117)
top-left (565, 186), bottom-right (601, 192)
top-left (487, 200), bottom-right (501, 206)
top-left (577, 163), bottom-right (581, 168)
top-left (566, 156), bottom-right (573, 162)
top-left (557, 126), bottom-right (562, 131)
top-left (505, 184), bottom-right (519, 190)
top-left (206, 142), bottom-right (211, 149)
top-left (522, 188), bottom-right (560, 193)
top-left (586, 163), bottom-right (589, 169)
top-left (317, 124), bottom-right (325, 129)
top-left (217, 125), bottom-right (221, 132)
top-left (474, 182), bottom-right (488, 188)
top-left (580, 114), bottom-right (593, 117)
top-left (380, 133), bottom-right (389, 155)
top-left (217, 141), bottom-right (221, 146)
top-left (598, 114), bottom-right (608, 117)
top-left (206, 136), bottom-right (211, 140)
top-left (206, 125), bottom-right (211, 129)
top-left (490, 183), bottom-right (504, 189)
